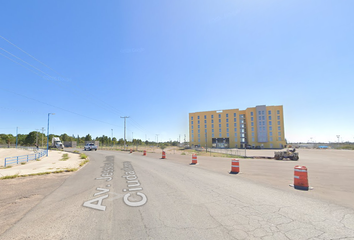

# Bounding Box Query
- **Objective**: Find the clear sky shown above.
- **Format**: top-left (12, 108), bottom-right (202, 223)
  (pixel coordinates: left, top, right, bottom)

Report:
top-left (1, 0), bottom-right (353, 143)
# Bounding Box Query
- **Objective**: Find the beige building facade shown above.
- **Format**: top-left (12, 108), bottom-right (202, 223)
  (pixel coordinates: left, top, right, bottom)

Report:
top-left (189, 105), bottom-right (286, 149)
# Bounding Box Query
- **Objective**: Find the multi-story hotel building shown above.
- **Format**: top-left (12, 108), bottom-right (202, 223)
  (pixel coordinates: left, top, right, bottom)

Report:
top-left (189, 105), bottom-right (286, 149)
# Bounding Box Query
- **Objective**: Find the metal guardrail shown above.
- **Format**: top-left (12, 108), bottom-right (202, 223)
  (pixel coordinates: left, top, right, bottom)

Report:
top-left (4, 149), bottom-right (47, 167)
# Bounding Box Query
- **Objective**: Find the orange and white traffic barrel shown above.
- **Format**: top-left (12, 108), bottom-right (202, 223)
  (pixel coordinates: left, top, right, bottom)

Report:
top-left (143, 150), bottom-right (146, 156)
top-left (293, 165), bottom-right (309, 190)
top-left (130, 149), bottom-right (133, 153)
top-left (230, 159), bottom-right (239, 174)
top-left (162, 151), bottom-right (166, 159)
top-left (190, 153), bottom-right (198, 165)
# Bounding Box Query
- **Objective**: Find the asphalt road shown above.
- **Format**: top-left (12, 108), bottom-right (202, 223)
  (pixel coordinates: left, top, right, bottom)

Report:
top-left (1, 150), bottom-right (354, 239)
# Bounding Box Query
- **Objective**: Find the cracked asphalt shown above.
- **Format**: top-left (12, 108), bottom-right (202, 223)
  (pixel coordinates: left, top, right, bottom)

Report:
top-left (1, 150), bottom-right (354, 239)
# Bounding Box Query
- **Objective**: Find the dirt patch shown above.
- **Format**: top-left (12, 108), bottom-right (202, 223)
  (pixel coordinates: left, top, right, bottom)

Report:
top-left (0, 173), bottom-right (71, 235)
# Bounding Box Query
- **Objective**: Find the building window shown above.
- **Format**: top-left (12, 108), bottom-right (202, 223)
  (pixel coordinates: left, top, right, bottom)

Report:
top-left (212, 129), bottom-right (214, 132)
top-left (198, 129), bottom-right (200, 133)
top-left (252, 137), bottom-right (255, 142)
top-left (227, 133), bottom-right (229, 137)
top-left (191, 126), bottom-right (194, 129)
top-left (269, 132), bottom-right (272, 136)
top-left (226, 123), bottom-right (229, 127)
top-left (212, 134), bottom-right (214, 138)
top-left (204, 125), bottom-right (206, 128)
top-left (198, 134), bottom-right (200, 138)
top-left (241, 124), bottom-right (245, 128)
top-left (268, 110), bottom-right (271, 115)
top-left (211, 119), bottom-right (214, 123)
top-left (277, 116), bottom-right (280, 120)
top-left (269, 126), bottom-right (272, 131)
top-left (219, 119), bottom-right (221, 123)
top-left (251, 117), bottom-right (254, 121)
top-left (251, 127), bottom-right (254, 131)
top-left (205, 129), bottom-right (207, 133)
top-left (192, 134), bottom-right (194, 138)
top-left (252, 132), bottom-right (254, 137)
top-left (219, 124), bottom-right (221, 128)
top-left (198, 138), bottom-right (200, 142)
top-left (259, 116), bottom-right (261, 121)
top-left (198, 125), bottom-right (200, 128)
top-left (219, 133), bottom-right (222, 137)
top-left (218, 114), bottom-right (221, 118)
top-left (251, 112), bottom-right (253, 116)
top-left (227, 128), bottom-right (229, 132)
top-left (277, 121), bottom-right (280, 125)
top-left (251, 122), bottom-right (254, 126)
top-left (278, 126), bottom-right (281, 131)
top-left (258, 111), bottom-right (261, 115)
top-left (212, 124), bottom-right (214, 128)
top-left (278, 137), bottom-right (281, 141)
top-left (235, 137), bottom-right (237, 141)
top-left (234, 128), bottom-right (237, 132)
top-left (226, 113), bottom-right (229, 118)
top-left (234, 133), bottom-right (237, 137)
top-left (262, 111), bottom-right (265, 115)
top-left (198, 116), bottom-right (200, 119)
top-left (191, 121), bottom-right (193, 125)
top-left (204, 120), bottom-right (207, 124)
top-left (277, 110), bottom-right (280, 114)
top-left (198, 120), bottom-right (200, 124)
top-left (191, 116), bottom-right (193, 120)
top-left (241, 129), bottom-right (244, 133)
top-left (269, 121), bottom-right (272, 125)
top-left (226, 119), bottom-right (229, 122)
top-left (234, 118), bottom-right (236, 122)
top-left (204, 115), bottom-right (206, 119)
top-left (278, 132), bottom-right (281, 136)
top-left (211, 115), bottom-right (214, 118)
top-left (270, 137), bottom-right (273, 141)
top-left (262, 116), bottom-right (265, 120)
top-left (192, 130), bottom-right (194, 134)
top-left (219, 129), bottom-right (221, 132)
top-left (234, 113), bottom-right (236, 117)
top-left (268, 116), bottom-right (271, 120)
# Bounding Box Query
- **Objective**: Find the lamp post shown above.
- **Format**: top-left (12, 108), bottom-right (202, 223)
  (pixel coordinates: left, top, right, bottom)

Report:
top-left (16, 127), bottom-right (18, 148)
top-left (47, 113), bottom-right (55, 156)
top-left (111, 129), bottom-right (113, 147)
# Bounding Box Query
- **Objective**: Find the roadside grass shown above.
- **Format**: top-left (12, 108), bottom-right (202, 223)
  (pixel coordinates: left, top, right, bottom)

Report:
top-left (0, 173), bottom-right (19, 179)
top-left (79, 159), bottom-right (89, 167)
top-left (73, 150), bottom-right (80, 153)
top-left (60, 153), bottom-right (70, 161)
top-left (80, 153), bottom-right (88, 159)
top-left (5, 165), bottom-right (12, 168)
top-left (20, 162), bottom-right (26, 165)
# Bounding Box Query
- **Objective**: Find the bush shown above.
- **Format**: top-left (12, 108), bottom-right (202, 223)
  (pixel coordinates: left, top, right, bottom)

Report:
top-left (80, 153), bottom-right (88, 159)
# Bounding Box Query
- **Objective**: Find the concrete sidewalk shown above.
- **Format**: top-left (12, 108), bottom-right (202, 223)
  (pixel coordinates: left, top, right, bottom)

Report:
top-left (0, 150), bottom-right (85, 177)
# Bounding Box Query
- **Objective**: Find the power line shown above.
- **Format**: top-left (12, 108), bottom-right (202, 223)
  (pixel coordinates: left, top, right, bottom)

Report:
top-left (0, 87), bottom-right (122, 128)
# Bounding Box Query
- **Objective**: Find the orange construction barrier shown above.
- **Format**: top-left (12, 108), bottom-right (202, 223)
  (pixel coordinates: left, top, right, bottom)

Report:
top-left (130, 149), bottom-right (133, 153)
top-left (191, 154), bottom-right (198, 165)
top-left (143, 150), bottom-right (146, 156)
top-left (162, 151), bottom-right (166, 159)
top-left (293, 165), bottom-right (309, 190)
top-left (230, 159), bottom-right (239, 174)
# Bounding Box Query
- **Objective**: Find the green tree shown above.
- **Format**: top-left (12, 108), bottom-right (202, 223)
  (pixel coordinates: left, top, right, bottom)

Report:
top-left (84, 134), bottom-right (92, 142)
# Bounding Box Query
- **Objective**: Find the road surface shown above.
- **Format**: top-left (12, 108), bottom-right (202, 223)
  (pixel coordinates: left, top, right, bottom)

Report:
top-left (1, 150), bottom-right (354, 239)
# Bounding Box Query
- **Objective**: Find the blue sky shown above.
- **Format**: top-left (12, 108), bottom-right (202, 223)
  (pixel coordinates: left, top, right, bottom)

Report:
top-left (0, 0), bottom-right (353, 143)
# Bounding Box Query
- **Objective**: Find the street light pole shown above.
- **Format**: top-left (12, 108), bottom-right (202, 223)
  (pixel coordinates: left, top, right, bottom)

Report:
top-left (47, 113), bottom-right (55, 156)
top-left (16, 127), bottom-right (18, 149)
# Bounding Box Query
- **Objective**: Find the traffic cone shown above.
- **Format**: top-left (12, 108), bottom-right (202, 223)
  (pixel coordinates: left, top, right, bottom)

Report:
top-left (143, 150), bottom-right (146, 156)
top-left (130, 149), bottom-right (133, 153)
top-left (229, 159), bottom-right (239, 174)
top-left (162, 151), bottom-right (166, 159)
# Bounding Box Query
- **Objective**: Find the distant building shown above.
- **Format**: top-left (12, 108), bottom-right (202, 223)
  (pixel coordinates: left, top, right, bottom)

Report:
top-left (189, 105), bottom-right (286, 149)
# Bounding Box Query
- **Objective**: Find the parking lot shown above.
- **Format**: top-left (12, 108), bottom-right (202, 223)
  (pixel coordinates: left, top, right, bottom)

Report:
top-left (150, 148), bottom-right (354, 209)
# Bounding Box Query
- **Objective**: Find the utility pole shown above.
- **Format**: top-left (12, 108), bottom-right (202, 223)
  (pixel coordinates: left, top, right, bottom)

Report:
top-left (41, 127), bottom-right (45, 147)
top-left (156, 134), bottom-right (159, 146)
top-left (111, 129), bottom-right (113, 147)
top-left (121, 116), bottom-right (129, 149)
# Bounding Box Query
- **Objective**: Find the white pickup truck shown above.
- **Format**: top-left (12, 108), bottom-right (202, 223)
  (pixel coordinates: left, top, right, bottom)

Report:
top-left (84, 143), bottom-right (98, 151)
